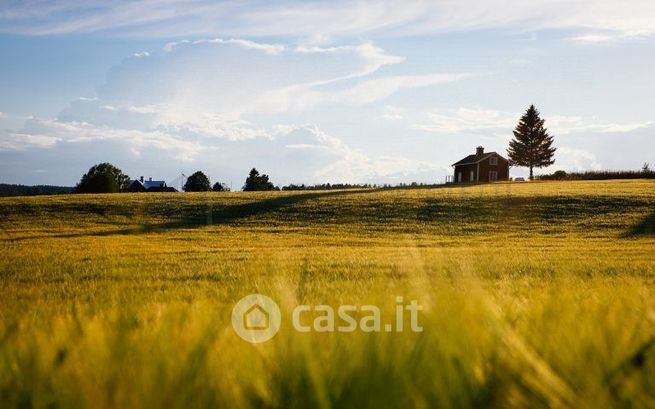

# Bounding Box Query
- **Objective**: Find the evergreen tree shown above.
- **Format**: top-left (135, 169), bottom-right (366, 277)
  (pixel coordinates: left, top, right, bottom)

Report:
top-left (183, 171), bottom-right (211, 192)
top-left (507, 105), bottom-right (556, 180)
top-left (243, 168), bottom-right (276, 191)
top-left (74, 163), bottom-right (130, 193)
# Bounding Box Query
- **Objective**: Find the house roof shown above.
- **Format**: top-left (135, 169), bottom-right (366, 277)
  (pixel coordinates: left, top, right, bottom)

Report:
top-left (130, 179), bottom-right (169, 191)
top-left (143, 180), bottom-right (166, 189)
top-left (452, 152), bottom-right (506, 167)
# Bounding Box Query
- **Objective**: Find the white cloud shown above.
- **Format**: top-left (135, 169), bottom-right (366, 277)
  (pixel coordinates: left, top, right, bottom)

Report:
top-left (1, 113), bottom-right (440, 185)
top-left (414, 107), bottom-right (655, 136)
top-left (1, 117), bottom-right (207, 161)
top-left (294, 43), bottom-right (405, 82)
top-left (19, 36), bottom-right (455, 182)
top-left (413, 107), bottom-right (517, 134)
top-left (269, 125), bottom-right (443, 183)
top-left (555, 147), bottom-right (602, 170)
top-left (569, 30), bottom-right (648, 44)
top-left (379, 105), bottom-right (405, 121)
top-left (547, 116), bottom-right (655, 134)
top-left (153, 108), bottom-right (269, 142)
top-left (58, 37), bottom-right (463, 122)
top-left (0, 132), bottom-right (61, 151)
top-left (249, 72), bottom-right (469, 114)
top-left (164, 38), bottom-right (285, 55)
top-left (571, 33), bottom-right (618, 43)
top-left (126, 105), bottom-right (158, 114)
top-left (2, 1), bottom-right (655, 41)
top-left (339, 73), bottom-right (472, 105)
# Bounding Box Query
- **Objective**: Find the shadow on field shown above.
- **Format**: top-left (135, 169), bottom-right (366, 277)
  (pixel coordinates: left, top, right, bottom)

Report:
top-left (3, 185), bottom-right (654, 241)
top-left (624, 211), bottom-right (655, 237)
top-left (2, 189), bottom-right (380, 241)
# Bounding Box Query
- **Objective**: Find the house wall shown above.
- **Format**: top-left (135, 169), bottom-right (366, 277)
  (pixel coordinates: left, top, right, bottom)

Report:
top-left (477, 155), bottom-right (509, 182)
top-left (453, 164), bottom-right (478, 183)
top-left (453, 154), bottom-right (509, 183)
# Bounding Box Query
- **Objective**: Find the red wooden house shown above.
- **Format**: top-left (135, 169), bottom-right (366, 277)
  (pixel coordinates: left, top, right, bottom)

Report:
top-left (452, 146), bottom-right (509, 183)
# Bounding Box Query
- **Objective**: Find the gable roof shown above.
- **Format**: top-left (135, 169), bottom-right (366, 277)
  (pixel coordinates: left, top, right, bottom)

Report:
top-left (129, 180), bottom-right (146, 189)
top-left (143, 180), bottom-right (166, 189)
top-left (452, 152), bottom-right (507, 167)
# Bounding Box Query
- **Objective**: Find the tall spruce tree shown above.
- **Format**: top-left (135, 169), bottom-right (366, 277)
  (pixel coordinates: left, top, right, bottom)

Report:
top-left (507, 105), bottom-right (556, 180)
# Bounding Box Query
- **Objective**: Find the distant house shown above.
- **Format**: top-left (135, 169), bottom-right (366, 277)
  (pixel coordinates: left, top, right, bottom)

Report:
top-left (129, 176), bottom-right (177, 192)
top-left (452, 146), bottom-right (509, 183)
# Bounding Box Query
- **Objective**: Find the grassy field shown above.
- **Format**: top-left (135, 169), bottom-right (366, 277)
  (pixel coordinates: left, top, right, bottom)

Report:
top-left (1, 180), bottom-right (654, 408)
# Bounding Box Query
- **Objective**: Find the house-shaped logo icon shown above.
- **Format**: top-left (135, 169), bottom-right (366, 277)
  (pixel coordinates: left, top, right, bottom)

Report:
top-left (232, 294), bottom-right (281, 343)
top-left (243, 304), bottom-right (270, 330)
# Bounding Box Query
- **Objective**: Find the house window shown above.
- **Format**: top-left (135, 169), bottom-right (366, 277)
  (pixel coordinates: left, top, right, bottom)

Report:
top-left (470, 170), bottom-right (475, 182)
top-left (489, 156), bottom-right (498, 165)
top-left (458, 172), bottom-right (462, 183)
top-left (489, 171), bottom-right (498, 182)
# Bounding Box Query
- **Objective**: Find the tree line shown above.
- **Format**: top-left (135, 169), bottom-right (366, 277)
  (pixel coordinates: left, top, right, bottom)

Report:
top-left (0, 184), bottom-right (72, 197)
top-left (73, 165), bottom-right (280, 193)
top-left (538, 165), bottom-right (653, 181)
top-left (182, 168), bottom-right (277, 192)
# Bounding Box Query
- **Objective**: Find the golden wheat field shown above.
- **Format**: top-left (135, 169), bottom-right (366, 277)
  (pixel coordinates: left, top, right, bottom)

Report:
top-left (0, 180), bottom-right (654, 408)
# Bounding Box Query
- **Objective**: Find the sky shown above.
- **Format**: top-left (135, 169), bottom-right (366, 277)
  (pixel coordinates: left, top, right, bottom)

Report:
top-left (1, 0), bottom-right (654, 188)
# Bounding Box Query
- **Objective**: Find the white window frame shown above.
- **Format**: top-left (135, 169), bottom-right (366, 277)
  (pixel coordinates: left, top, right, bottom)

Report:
top-left (489, 171), bottom-right (498, 182)
top-left (489, 156), bottom-right (498, 165)
top-left (470, 170), bottom-right (475, 182)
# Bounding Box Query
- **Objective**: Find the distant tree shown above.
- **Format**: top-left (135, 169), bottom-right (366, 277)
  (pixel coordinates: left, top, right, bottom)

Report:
top-left (243, 168), bottom-right (276, 191)
top-left (507, 105), bottom-right (556, 180)
top-left (184, 171), bottom-right (211, 192)
top-left (551, 170), bottom-right (568, 180)
top-left (0, 184), bottom-right (72, 197)
top-left (74, 163), bottom-right (130, 193)
top-left (212, 182), bottom-right (227, 192)
top-left (643, 163), bottom-right (651, 173)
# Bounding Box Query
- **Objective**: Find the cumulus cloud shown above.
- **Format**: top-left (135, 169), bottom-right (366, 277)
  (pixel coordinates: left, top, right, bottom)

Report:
top-left (72, 38), bottom-right (425, 120)
top-left (555, 147), bottom-right (602, 171)
top-left (1, 118), bottom-right (442, 185)
top-left (55, 37), bottom-right (466, 139)
top-left (6, 117), bottom-right (207, 161)
top-left (0, 132), bottom-right (61, 151)
top-left (1, 37), bottom-right (454, 185)
top-left (4, 30), bottom-right (650, 185)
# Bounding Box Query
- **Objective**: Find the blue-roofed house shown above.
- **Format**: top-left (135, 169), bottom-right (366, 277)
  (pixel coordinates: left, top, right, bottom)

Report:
top-left (129, 176), bottom-right (177, 192)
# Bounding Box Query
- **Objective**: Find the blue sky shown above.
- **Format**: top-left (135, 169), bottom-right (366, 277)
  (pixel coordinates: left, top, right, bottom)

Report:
top-left (1, 1), bottom-right (654, 187)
